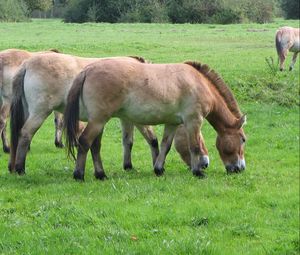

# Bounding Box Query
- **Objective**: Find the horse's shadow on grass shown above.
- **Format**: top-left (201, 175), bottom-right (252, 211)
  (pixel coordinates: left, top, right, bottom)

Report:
top-left (1, 164), bottom-right (241, 188)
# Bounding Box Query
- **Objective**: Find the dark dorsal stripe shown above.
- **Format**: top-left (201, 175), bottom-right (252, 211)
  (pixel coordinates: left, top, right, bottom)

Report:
top-left (184, 61), bottom-right (242, 118)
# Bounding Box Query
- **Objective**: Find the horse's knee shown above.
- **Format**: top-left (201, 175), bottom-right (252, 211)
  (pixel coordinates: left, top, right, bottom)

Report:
top-left (78, 136), bottom-right (91, 153)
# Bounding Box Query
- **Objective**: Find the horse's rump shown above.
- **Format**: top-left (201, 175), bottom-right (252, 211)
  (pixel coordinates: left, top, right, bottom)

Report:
top-left (275, 29), bottom-right (284, 58)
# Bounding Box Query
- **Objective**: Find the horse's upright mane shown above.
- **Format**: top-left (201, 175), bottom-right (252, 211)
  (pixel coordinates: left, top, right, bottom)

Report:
top-left (184, 61), bottom-right (242, 118)
top-left (129, 56), bottom-right (151, 64)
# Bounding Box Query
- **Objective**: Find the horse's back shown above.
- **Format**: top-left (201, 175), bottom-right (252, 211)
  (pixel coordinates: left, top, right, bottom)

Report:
top-left (81, 59), bottom-right (212, 125)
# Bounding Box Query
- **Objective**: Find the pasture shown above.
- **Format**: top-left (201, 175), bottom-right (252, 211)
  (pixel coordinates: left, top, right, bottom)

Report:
top-left (0, 19), bottom-right (299, 254)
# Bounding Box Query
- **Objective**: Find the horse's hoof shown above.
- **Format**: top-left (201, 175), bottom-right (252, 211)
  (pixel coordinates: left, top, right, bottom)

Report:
top-left (154, 167), bottom-right (165, 176)
top-left (94, 171), bottom-right (107, 180)
top-left (289, 67), bottom-right (293, 71)
top-left (16, 168), bottom-right (25, 175)
top-left (123, 162), bottom-right (133, 171)
top-left (3, 146), bottom-right (10, 153)
top-left (55, 141), bottom-right (64, 148)
top-left (73, 170), bottom-right (84, 181)
top-left (192, 169), bottom-right (206, 179)
top-left (279, 68), bottom-right (283, 72)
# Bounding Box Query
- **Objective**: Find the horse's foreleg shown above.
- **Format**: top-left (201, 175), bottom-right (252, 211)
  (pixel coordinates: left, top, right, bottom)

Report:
top-left (153, 124), bottom-right (177, 176)
top-left (0, 101), bottom-right (10, 153)
top-left (14, 115), bottom-right (48, 175)
top-left (289, 52), bottom-right (298, 71)
top-left (54, 111), bottom-right (64, 148)
top-left (90, 129), bottom-right (107, 180)
top-left (135, 125), bottom-right (159, 167)
top-left (73, 122), bottom-right (105, 181)
top-left (120, 119), bottom-right (134, 170)
top-left (174, 126), bottom-right (209, 169)
top-left (185, 119), bottom-right (206, 178)
top-left (199, 132), bottom-right (209, 169)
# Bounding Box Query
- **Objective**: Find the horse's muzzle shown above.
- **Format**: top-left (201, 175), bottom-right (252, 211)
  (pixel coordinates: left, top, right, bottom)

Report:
top-left (226, 158), bottom-right (246, 174)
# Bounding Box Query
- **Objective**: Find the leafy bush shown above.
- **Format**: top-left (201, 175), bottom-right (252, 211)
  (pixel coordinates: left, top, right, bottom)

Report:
top-left (64, 0), bottom-right (89, 23)
top-left (63, 0), bottom-right (278, 24)
top-left (210, 8), bottom-right (242, 24)
top-left (281, 0), bottom-right (300, 19)
top-left (241, 0), bottom-right (274, 23)
top-left (0, 0), bottom-right (28, 22)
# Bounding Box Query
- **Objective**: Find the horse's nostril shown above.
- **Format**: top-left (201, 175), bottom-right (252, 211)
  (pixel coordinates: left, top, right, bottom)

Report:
top-left (202, 162), bottom-right (208, 169)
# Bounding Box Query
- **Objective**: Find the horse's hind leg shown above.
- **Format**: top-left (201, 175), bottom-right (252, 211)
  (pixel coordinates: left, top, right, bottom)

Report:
top-left (153, 124), bottom-right (177, 176)
top-left (289, 52), bottom-right (298, 71)
top-left (120, 119), bottom-right (134, 170)
top-left (135, 125), bottom-right (159, 167)
top-left (14, 114), bottom-right (49, 175)
top-left (0, 101), bottom-right (10, 153)
top-left (279, 49), bottom-right (288, 71)
top-left (90, 129), bottom-right (107, 180)
top-left (73, 121), bottom-right (105, 181)
top-left (54, 111), bottom-right (64, 148)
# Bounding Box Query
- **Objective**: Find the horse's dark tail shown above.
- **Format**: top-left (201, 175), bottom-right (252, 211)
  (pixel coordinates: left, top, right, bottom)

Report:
top-left (10, 65), bottom-right (27, 160)
top-left (275, 30), bottom-right (284, 60)
top-left (64, 70), bottom-right (86, 161)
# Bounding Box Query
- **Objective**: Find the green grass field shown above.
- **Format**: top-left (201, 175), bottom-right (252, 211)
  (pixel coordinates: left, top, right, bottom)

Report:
top-left (0, 19), bottom-right (299, 254)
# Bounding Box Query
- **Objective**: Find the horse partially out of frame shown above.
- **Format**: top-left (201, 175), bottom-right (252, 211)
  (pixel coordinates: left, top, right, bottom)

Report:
top-left (9, 53), bottom-right (162, 176)
top-left (0, 48), bottom-right (64, 153)
top-left (275, 27), bottom-right (300, 71)
top-left (64, 59), bottom-right (246, 181)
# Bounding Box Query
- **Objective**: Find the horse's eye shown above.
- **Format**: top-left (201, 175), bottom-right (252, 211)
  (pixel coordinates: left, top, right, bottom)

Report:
top-left (241, 137), bottom-right (246, 144)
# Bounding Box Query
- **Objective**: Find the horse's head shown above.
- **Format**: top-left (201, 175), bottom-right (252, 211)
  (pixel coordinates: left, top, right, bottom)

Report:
top-left (216, 115), bottom-right (246, 174)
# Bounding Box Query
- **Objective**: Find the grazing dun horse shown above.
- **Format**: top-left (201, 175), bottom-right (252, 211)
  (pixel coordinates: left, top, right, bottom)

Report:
top-left (64, 59), bottom-right (246, 181)
top-left (0, 48), bottom-right (63, 153)
top-left (275, 27), bottom-right (300, 71)
top-left (9, 53), bottom-right (162, 176)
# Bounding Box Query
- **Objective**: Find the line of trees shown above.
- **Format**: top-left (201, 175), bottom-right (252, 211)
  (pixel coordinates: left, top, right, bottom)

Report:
top-left (0, 0), bottom-right (299, 23)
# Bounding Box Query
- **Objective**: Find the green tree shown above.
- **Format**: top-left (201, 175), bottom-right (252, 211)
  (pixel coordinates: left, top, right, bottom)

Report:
top-left (24, 0), bottom-right (53, 12)
top-left (0, 0), bottom-right (28, 22)
top-left (281, 0), bottom-right (299, 19)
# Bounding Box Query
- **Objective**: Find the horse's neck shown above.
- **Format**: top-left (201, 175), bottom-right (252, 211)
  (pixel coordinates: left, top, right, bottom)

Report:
top-left (206, 96), bottom-right (237, 133)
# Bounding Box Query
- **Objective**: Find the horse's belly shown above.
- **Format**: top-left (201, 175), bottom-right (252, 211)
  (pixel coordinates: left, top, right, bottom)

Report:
top-left (116, 104), bottom-right (183, 125)
top-left (290, 41), bottom-right (300, 52)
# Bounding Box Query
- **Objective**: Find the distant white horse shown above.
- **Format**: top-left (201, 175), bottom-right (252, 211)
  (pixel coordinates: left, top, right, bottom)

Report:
top-left (275, 27), bottom-right (300, 71)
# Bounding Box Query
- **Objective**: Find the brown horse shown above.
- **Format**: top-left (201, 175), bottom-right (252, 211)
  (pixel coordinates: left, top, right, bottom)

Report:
top-left (64, 59), bottom-right (246, 180)
top-left (9, 52), bottom-right (160, 176)
top-left (275, 27), bottom-right (300, 71)
top-left (0, 48), bottom-right (64, 153)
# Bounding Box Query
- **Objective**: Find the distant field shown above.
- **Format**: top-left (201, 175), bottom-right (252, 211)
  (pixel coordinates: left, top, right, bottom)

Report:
top-left (0, 19), bottom-right (299, 254)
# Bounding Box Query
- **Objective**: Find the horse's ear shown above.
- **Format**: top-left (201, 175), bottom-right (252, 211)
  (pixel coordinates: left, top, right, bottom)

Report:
top-left (236, 115), bottom-right (247, 129)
